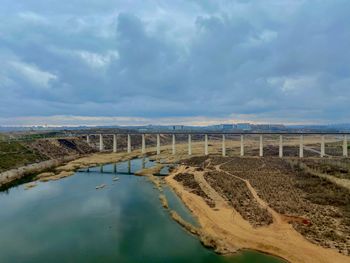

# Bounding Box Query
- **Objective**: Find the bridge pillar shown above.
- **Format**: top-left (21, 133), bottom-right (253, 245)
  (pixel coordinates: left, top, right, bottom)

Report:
top-left (113, 134), bottom-right (117, 153)
top-left (86, 135), bottom-right (90, 145)
top-left (157, 134), bottom-right (160, 155)
top-left (299, 135), bottom-right (304, 158)
top-left (279, 135), bottom-right (283, 158)
top-left (321, 135), bottom-right (325, 157)
top-left (204, 134), bottom-right (208, 155)
top-left (222, 134), bottom-right (226, 157)
top-left (127, 134), bottom-right (131, 153)
top-left (172, 134), bottom-right (176, 155)
top-left (99, 134), bottom-right (104, 152)
top-left (188, 134), bottom-right (192, 155)
top-left (259, 135), bottom-right (263, 157)
top-left (142, 134), bottom-right (146, 154)
top-left (128, 160), bottom-right (131, 174)
top-left (240, 135), bottom-right (244, 156)
top-left (343, 135), bottom-right (348, 157)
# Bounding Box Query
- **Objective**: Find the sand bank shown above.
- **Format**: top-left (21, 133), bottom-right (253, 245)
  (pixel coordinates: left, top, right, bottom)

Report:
top-left (165, 165), bottom-right (350, 263)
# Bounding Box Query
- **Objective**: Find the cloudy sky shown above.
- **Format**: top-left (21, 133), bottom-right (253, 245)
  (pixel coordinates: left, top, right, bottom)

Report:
top-left (0, 0), bottom-right (349, 126)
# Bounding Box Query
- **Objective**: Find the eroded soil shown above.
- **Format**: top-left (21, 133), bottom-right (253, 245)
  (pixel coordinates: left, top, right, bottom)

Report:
top-left (175, 156), bottom-right (350, 256)
top-left (204, 170), bottom-right (273, 227)
top-left (174, 172), bottom-right (215, 207)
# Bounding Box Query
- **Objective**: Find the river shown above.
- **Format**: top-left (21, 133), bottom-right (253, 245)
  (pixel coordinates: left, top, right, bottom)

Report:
top-left (0, 158), bottom-right (285, 263)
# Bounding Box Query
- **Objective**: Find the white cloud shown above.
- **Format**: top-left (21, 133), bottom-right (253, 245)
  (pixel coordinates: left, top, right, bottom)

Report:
top-left (17, 11), bottom-right (48, 24)
top-left (246, 30), bottom-right (278, 46)
top-left (77, 50), bottom-right (119, 69)
top-left (10, 61), bottom-right (58, 89)
top-left (48, 47), bottom-right (119, 69)
top-left (268, 75), bottom-right (318, 93)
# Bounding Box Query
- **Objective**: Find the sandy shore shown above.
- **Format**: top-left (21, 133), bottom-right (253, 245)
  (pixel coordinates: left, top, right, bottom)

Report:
top-left (165, 165), bottom-right (350, 263)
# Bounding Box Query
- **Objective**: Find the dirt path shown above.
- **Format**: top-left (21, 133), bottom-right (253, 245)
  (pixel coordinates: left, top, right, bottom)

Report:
top-left (166, 165), bottom-right (350, 263)
top-left (214, 163), bottom-right (284, 224)
top-left (192, 168), bottom-right (229, 208)
top-left (304, 146), bottom-right (330, 157)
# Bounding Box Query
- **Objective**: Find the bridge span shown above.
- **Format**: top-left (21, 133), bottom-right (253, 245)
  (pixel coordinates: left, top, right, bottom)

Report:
top-left (83, 132), bottom-right (349, 158)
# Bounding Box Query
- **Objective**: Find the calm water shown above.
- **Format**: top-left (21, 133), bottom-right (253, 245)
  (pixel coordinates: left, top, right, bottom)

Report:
top-left (0, 159), bottom-right (285, 263)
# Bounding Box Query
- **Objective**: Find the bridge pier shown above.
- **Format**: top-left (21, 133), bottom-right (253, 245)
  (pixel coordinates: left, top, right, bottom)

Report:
top-left (344, 135), bottom-right (348, 157)
top-left (299, 135), bottom-right (304, 158)
top-left (259, 135), bottom-right (263, 157)
top-left (127, 134), bottom-right (131, 153)
top-left (142, 134), bottom-right (146, 154)
top-left (204, 134), bottom-right (208, 155)
top-left (222, 134), bottom-right (226, 157)
top-left (113, 134), bottom-right (117, 153)
top-left (172, 134), bottom-right (176, 155)
top-left (279, 135), bottom-right (283, 158)
top-left (99, 134), bottom-right (104, 152)
top-left (321, 135), bottom-right (325, 157)
top-left (240, 135), bottom-right (244, 156)
top-left (188, 134), bottom-right (192, 155)
top-left (157, 134), bottom-right (160, 155)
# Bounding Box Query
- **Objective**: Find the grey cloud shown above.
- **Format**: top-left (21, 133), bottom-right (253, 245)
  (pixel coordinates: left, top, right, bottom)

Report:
top-left (0, 0), bottom-right (349, 123)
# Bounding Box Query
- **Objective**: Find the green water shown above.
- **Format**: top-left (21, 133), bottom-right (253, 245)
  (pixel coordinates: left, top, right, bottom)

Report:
top-left (0, 159), bottom-right (285, 263)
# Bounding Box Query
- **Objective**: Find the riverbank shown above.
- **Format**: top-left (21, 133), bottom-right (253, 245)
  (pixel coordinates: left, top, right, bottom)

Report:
top-left (164, 157), bottom-right (350, 263)
top-left (0, 137), bottom-right (97, 188)
top-left (0, 155), bottom-right (78, 188)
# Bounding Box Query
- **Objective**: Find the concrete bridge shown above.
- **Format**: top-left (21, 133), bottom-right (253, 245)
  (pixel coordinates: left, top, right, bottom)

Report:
top-left (83, 132), bottom-right (349, 158)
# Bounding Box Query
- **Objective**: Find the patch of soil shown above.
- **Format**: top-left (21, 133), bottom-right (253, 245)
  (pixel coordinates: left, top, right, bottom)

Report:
top-left (174, 172), bottom-right (215, 207)
top-left (204, 170), bottom-right (273, 227)
top-left (27, 138), bottom-right (95, 159)
top-left (180, 156), bottom-right (209, 167)
top-left (246, 145), bottom-right (319, 157)
top-left (298, 159), bottom-right (350, 180)
top-left (218, 157), bottom-right (350, 255)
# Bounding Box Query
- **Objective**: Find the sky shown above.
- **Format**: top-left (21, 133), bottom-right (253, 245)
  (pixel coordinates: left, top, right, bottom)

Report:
top-left (0, 0), bottom-right (349, 126)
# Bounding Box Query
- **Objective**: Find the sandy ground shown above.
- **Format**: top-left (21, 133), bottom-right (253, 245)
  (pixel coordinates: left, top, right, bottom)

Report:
top-left (165, 164), bottom-right (350, 263)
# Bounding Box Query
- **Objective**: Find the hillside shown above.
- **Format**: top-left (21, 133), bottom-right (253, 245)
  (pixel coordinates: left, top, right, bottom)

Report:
top-left (0, 137), bottom-right (95, 173)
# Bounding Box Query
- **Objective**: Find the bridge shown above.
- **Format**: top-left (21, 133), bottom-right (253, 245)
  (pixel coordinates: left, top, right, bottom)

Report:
top-left (83, 132), bottom-right (350, 158)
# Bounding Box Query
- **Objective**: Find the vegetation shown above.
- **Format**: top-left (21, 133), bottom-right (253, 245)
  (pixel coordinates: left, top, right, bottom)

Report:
top-left (0, 141), bottom-right (47, 173)
top-left (9, 132), bottom-right (64, 142)
top-left (0, 134), bottom-right (7, 141)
